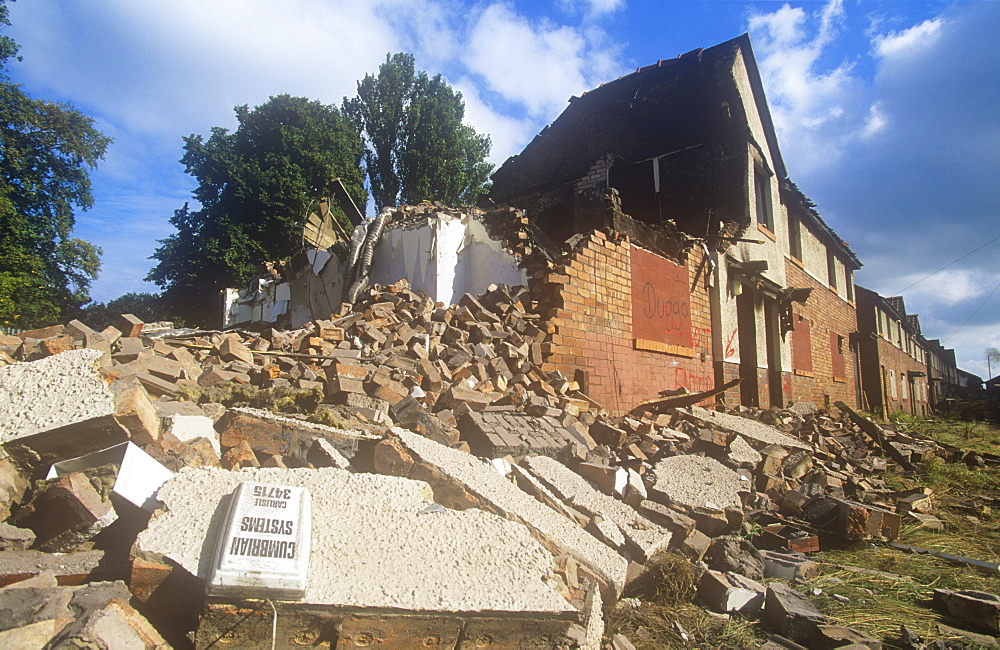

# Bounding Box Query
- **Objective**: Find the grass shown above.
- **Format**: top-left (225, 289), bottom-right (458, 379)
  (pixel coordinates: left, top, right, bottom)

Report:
top-left (606, 553), bottom-right (765, 648)
top-left (808, 414), bottom-right (1000, 647)
top-left (607, 415), bottom-right (1000, 648)
top-left (893, 414), bottom-right (1000, 458)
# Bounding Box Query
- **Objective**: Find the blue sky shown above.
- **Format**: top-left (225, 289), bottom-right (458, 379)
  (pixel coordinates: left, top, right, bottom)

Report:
top-left (4, 0), bottom-right (998, 378)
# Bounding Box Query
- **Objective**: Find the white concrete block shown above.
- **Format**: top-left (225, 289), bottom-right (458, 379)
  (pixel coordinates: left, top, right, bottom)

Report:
top-left (139, 467), bottom-right (576, 614)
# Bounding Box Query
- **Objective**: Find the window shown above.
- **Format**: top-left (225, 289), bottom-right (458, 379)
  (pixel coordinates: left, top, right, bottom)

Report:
top-left (846, 270), bottom-right (854, 302)
top-left (876, 309), bottom-right (884, 336)
top-left (754, 166), bottom-right (773, 231)
top-left (788, 212), bottom-right (802, 259)
top-left (827, 249), bottom-right (838, 290)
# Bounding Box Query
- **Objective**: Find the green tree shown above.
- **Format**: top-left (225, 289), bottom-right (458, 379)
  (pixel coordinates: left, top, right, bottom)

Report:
top-left (343, 53), bottom-right (492, 210)
top-left (73, 292), bottom-right (176, 331)
top-left (147, 95), bottom-right (367, 324)
top-left (0, 0), bottom-right (110, 330)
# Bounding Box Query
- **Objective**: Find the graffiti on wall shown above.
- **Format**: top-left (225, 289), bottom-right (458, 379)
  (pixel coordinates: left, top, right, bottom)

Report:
top-left (631, 246), bottom-right (692, 347)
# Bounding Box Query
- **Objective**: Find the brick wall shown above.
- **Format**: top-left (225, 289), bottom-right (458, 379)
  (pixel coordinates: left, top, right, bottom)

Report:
top-left (875, 338), bottom-right (932, 417)
top-left (533, 231), bottom-right (715, 415)
top-left (784, 260), bottom-right (858, 407)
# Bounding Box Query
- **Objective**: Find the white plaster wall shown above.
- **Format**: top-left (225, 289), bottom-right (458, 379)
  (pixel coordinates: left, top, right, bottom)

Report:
top-left (372, 212), bottom-right (526, 307)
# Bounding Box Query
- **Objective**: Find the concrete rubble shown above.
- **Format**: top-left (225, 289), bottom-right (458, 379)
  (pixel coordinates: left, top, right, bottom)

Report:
top-left (0, 286), bottom-right (986, 648)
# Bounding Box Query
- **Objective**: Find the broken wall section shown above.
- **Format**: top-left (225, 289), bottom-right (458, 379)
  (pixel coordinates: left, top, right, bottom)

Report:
top-left (371, 205), bottom-right (526, 307)
top-left (531, 230), bottom-right (716, 416)
top-left (222, 248), bottom-right (345, 330)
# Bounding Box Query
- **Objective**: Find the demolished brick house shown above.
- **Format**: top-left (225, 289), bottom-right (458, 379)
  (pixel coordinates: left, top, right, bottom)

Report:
top-left (487, 34), bottom-right (863, 413)
top-left (223, 34), bottom-right (964, 417)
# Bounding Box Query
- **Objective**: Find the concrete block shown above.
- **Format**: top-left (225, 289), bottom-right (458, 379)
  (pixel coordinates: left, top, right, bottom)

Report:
top-left (139, 467), bottom-right (578, 617)
top-left (684, 406), bottom-right (809, 450)
top-left (385, 428), bottom-right (628, 597)
top-left (218, 407), bottom-right (376, 458)
top-left (0, 349), bottom-right (125, 458)
top-left (728, 435), bottom-right (763, 466)
top-left (760, 550), bottom-right (820, 581)
top-left (765, 583), bottom-right (827, 643)
top-left (649, 455), bottom-right (744, 512)
top-left (164, 413), bottom-right (220, 457)
top-left (522, 455), bottom-right (671, 562)
top-left (933, 589), bottom-right (1000, 632)
top-left (699, 570), bottom-right (766, 613)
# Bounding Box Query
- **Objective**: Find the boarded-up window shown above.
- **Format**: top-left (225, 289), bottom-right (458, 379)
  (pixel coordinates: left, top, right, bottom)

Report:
top-left (631, 246), bottom-right (692, 350)
top-left (889, 369), bottom-right (898, 399)
top-left (830, 332), bottom-right (845, 380)
top-left (791, 313), bottom-right (812, 373)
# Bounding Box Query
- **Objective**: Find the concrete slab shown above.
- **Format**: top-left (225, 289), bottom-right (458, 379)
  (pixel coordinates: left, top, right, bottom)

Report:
top-left (387, 428), bottom-right (628, 596)
top-left (0, 349), bottom-right (116, 443)
top-left (684, 406), bottom-right (809, 451)
top-left (138, 467), bottom-right (576, 614)
top-left (164, 414), bottom-right (220, 457)
top-left (649, 455), bottom-right (745, 512)
top-left (521, 456), bottom-right (671, 562)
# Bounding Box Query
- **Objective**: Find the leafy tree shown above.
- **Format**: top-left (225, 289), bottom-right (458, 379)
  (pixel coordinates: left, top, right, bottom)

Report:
top-left (0, 0), bottom-right (110, 329)
top-left (73, 292), bottom-right (177, 331)
top-left (147, 95), bottom-right (366, 324)
top-left (343, 53), bottom-right (492, 210)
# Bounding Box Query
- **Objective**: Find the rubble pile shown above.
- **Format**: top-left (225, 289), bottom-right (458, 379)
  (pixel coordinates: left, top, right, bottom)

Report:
top-left (0, 284), bottom-right (993, 648)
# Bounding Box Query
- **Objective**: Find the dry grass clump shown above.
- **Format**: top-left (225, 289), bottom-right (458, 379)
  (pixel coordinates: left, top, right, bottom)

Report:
top-left (606, 552), bottom-right (764, 648)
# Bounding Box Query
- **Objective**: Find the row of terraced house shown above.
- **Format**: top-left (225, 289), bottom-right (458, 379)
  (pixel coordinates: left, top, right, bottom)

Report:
top-left (224, 35), bottom-right (977, 417)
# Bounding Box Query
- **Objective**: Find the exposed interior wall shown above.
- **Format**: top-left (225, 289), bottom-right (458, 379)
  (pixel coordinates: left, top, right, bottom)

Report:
top-left (533, 232), bottom-right (715, 415)
top-left (222, 249), bottom-right (345, 329)
top-left (372, 212), bottom-right (526, 307)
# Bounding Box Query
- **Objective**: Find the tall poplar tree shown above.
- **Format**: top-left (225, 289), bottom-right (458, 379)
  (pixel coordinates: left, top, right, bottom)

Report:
top-left (343, 53), bottom-right (492, 211)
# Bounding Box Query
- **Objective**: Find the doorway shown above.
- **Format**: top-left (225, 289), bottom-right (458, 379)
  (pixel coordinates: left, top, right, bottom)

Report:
top-left (763, 298), bottom-right (783, 408)
top-left (737, 288), bottom-right (759, 407)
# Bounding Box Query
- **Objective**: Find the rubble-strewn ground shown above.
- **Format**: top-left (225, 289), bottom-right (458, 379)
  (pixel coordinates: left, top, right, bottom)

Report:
top-left (0, 281), bottom-right (997, 649)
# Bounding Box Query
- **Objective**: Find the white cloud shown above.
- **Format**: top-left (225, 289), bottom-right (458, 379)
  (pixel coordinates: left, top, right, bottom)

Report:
top-left (747, 0), bottom-right (872, 175)
top-left (885, 269), bottom-right (990, 307)
top-left (463, 3), bottom-right (618, 118)
top-left (452, 79), bottom-right (538, 165)
top-left (558, 0), bottom-right (625, 17)
top-left (874, 18), bottom-right (945, 60)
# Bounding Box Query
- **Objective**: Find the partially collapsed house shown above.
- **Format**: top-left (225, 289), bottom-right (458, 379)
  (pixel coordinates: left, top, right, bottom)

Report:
top-left (487, 34), bottom-right (862, 412)
top-left (223, 34), bottom-right (962, 416)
